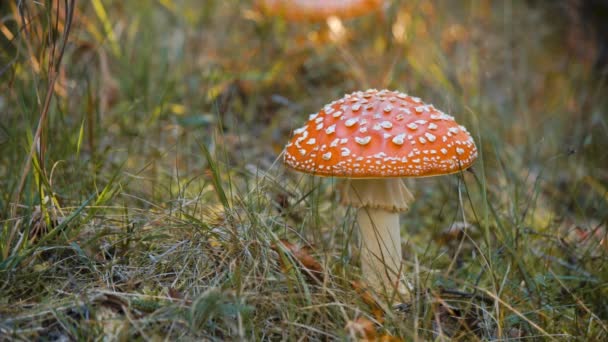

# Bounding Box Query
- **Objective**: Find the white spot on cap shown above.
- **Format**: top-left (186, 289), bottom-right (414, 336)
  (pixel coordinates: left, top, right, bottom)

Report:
top-left (309, 113), bottom-right (318, 120)
top-left (322, 152), bottom-right (332, 160)
top-left (306, 138), bottom-right (316, 145)
top-left (392, 133), bottom-right (406, 145)
top-left (345, 118), bottom-right (359, 127)
top-left (424, 132), bottom-right (436, 142)
top-left (383, 105), bottom-right (393, 113)
top-left (332, 110), bottom-right (343, 118)
top-left (325, 124), bottom-right (336, 134)
top-left (355, 136), bottom-right (372, 145)
top-left (299, 149), bottom-right (307, 156)
top-left (407, 123), bottom-right (418, 130)
top-left (428, 123), bottom-right (438, 130)
top-left (418, 137), bottom-right (427, 144)
top-left (316, 123), bottom-right (324, 130)
top-left (380, 121), bottom-right (393, 129)
top-left (330, 138), bottom-right (340, 147)
top-left (448, 127), bottom-right (460, 134)
top-left (352, 103), bottom-right (361, 111)
top-left (341, 147), bottom-right (351, 156)
top-left (441, 148), bottom-right (448, 155)
top-left (456, 147), bottom-right (465, 155)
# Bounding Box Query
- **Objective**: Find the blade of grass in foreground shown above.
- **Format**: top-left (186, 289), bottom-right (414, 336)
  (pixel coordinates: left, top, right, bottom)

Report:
top-left (0, 193), bottom-right (94, 273)
top-left (200, 141), bottom-right (229, 209)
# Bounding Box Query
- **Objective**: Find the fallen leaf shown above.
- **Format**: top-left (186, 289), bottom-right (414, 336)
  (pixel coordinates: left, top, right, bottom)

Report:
top-left (351, 280), bottom-right (385, 322)
top-left (345, 317), bottom-right (403, 342)
top-left (345, 317), bottom-right (376, 340)
top-left (273, 239), bottom-right (324, 283)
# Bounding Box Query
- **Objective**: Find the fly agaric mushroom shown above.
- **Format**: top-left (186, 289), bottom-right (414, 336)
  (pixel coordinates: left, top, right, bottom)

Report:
top-left (283, 89), bottom-right (478, 303)
top-left (257, 0), bottom-right (384, 22)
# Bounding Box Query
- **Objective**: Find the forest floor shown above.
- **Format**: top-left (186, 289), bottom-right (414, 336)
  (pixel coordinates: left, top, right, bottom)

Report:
top-left (1, 1), bottom-right (607, 340)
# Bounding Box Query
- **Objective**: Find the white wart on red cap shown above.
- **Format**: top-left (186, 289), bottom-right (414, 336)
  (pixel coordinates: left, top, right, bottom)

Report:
top-left (284, 89), bottom-right (478, 178)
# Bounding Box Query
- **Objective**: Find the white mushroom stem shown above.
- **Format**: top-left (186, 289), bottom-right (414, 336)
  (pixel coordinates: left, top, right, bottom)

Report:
top-left (357, 208), bottom-right (403, 296)
top-left (342, 178), bottom-right (414, 302)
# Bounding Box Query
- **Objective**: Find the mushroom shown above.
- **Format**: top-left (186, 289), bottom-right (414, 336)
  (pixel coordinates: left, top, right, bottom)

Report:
top-left (257, 0), bottom-right (385, 22)
top-left (283, 89), bottom-right (478, 303)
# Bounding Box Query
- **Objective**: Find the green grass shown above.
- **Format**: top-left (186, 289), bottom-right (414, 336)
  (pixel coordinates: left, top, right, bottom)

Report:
top-left (1, 0), bottom-right (607, 340)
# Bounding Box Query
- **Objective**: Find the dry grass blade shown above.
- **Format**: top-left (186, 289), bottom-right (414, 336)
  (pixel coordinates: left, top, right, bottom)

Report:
top-left (11, 0), bottom-right (77, 219)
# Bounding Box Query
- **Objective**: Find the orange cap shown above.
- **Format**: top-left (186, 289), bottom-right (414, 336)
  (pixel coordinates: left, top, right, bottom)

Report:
top-left (257, 0), bottom-right (384, 22)
top-left (284, 89), bottom-right (478, 178)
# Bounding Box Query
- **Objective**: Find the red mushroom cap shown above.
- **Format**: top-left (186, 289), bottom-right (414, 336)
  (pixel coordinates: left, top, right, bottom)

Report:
top-left (283, 89), bottom-right (478, 178)
top-left (257, 0), bottom-right (384, 22)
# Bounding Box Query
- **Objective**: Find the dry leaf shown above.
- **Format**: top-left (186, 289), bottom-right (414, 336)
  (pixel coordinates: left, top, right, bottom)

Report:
top-left (345, 317), bottom-right (376, 340)
top-left (351, 280), bottom-right (385, 322)
top-left (273, 239), bottom-right (324, 283)
top-left (345, 317), bottom-right (403, 342)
